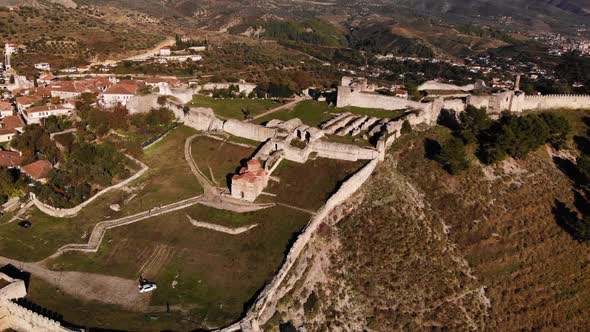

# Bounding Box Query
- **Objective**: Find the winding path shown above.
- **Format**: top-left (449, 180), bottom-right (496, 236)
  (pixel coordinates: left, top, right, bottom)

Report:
top-left (249, 96), bottom-right (309, 121)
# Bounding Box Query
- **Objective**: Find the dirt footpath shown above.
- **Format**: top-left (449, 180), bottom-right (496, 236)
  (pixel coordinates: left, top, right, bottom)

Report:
top-left (0, 256), bottom-right (149, 310)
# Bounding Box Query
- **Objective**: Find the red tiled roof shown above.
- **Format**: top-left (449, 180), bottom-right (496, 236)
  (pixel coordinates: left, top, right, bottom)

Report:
top-left (26, 104), bottom-right (70, 115)
top-left (21, 160), bottom-right (52, 181)
top-left (103, 82), bottom-right (139, 95)
top-left (49, 78), bottom-right (114, 94)
top-left (2, 115), bottom-right (24, 130)
top-left (39, 74), bottom-right (56, 81)
top-left (0, 151), bottom-right (22, 167)
top-left (0, 101), bottom-right (12, 112)
top-left (15, 95), bottom-right (43, 106)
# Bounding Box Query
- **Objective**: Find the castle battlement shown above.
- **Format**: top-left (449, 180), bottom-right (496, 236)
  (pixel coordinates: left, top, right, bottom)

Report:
top-left (525, 94), bottom-right (590, 99)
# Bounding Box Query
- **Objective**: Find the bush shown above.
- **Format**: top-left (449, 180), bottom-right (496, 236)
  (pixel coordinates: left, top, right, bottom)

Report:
top-left (436, 137), bottom-right (470, 175)
top-left (478, 113), bottom-right (572, 164)
top-left (458, 105), bottom-right (491, 144)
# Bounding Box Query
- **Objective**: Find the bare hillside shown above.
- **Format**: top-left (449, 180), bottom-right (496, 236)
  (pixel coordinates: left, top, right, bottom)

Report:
top-left (271, 125), bottom-right (590, 331)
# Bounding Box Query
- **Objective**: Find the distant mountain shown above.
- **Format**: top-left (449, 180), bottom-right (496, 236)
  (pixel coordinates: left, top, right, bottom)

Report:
top-left (70, 0), bottom-right (590, 32)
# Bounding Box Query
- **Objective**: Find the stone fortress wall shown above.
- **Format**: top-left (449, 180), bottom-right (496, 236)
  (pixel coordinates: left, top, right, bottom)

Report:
top-left (0, 273), bottom-right (73, 332)
top-left (338, 76), bottom-right (590, 116)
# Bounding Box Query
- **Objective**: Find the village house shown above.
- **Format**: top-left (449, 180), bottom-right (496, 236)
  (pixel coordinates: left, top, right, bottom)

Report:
top-left (230, 158), bottom-right (269, 202)
top-left (23, 104), bottom-right (73, 124)
top-left (99, 80), bottom-right (142, 107)
top-left (0, 115), bottom-right (24, 143)
top-left (15, 95), bottom-right (43, 113)
top-left (143, 77), bottom-right (180, 90)
top-left (34, 63), bottom-right (51, 71)
top-left (37, 73), bottom-right (56, 86)
top-left (20, 159), bottom-right (52, 183)
top-left (49, 78), bottom-right (113, 100)
top-left (0, 150), bottom-right (23, 168)
top-left (159, 47), bottom-right (171, 56)
top-left (0, 101), bottom-right (13, 117)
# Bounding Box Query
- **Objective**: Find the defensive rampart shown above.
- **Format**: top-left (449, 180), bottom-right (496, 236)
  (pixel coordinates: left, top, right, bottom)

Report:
top-left (521, 94), bottom-right (590, 111)
top-left (0, 300), bottom-right (72, 332)
top-left (31, 155), bottom-right (148, 218)
top-left (337, 87), bottom-right (429, 111)
top-left (223, 119), bottom-right (276, 142)
top-left (240, 158), bottom-right (379, 330)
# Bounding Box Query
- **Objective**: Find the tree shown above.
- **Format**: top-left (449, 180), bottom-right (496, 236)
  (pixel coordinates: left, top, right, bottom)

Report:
top-left (458, 105), bottom-right (491, 144)
top-left (401, 120), bottom-right (412, 134)
top-left (9, 75), bottom-right (14, 84)
top-left (436, 137), bottom-right (469, 175)
top-left (182, 105), bottom-right (190, 116)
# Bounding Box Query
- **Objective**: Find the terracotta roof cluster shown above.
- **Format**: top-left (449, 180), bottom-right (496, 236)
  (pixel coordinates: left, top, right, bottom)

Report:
top-left (232, 159), bottom-right (267, 184)
top-left (0, 151), bottom-right (23, 167)
top-left (21, 160), bottom-right (52, 181)
top-left (49, 77), bottom-right (113, 95)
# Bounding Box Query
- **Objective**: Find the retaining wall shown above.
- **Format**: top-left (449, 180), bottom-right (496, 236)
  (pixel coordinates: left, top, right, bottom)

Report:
top-left (32, 155), bottom-right (148, 218)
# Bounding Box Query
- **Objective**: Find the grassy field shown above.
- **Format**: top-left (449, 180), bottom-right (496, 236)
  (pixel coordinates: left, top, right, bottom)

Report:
top-left (189, 95), bottom-right (280, 120)
top-left (255, 100), bottom-right (335, 127)
top-left (45, 204), bottom-right (311, 330)
top-left (267, 158), bottom-right (367, 211)
top-left (0, 126), bottom-right (202, 262)
top-left (25, 276), bottom-right (194, 332)
top-left (255, 100), bottom-right (407, 128)
top-left (190, 136), bottom-right (256, 188)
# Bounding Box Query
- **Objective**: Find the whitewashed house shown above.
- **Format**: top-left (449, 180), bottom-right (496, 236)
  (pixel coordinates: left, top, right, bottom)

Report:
top-left (23, 104), bottom-right (73, 124)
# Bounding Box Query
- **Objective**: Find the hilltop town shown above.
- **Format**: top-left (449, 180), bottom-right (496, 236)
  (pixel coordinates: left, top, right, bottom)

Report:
top-left (0, 1), bottom-right (588, 332)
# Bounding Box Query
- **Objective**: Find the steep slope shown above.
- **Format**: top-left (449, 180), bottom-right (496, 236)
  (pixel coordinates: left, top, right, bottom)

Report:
top-left (270, 121), bottom-right (590, 331)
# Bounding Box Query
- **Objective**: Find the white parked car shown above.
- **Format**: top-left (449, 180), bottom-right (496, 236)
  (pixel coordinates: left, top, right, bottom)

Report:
top-left (139, 282), bottom-right (157, 293)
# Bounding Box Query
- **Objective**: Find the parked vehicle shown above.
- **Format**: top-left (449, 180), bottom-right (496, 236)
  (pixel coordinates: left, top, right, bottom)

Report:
top-left (18, 220), bottom-right (31, 229)
top-left (139, 282), bottom-right (157, 293)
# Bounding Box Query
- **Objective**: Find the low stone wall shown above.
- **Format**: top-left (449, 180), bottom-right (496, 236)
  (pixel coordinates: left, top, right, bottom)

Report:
top-left (32, 155), bottom-right (148, 218)
top-left (242, 158), bottom-right (379, 329)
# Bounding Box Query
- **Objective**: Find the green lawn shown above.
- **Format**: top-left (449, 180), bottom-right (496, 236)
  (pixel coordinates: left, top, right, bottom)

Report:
top-left (255, 100), bottom-right (407, 128)
top-left (190, 136), bottom-right (255, 187)
top-left (255, 100), bottom-right (335, 127)
top-left (267, 158), bottom-right (367, 210)
top-left (0, 126), bottom-right (203, 262)
top-left (46, 204), bottom-right (311, 330)
top-left (25, 276), bottom-right (194, 332)
top-left (339, 106), bottom-right (407, 119)
top-left (188, 95), bottom-right (279, 120)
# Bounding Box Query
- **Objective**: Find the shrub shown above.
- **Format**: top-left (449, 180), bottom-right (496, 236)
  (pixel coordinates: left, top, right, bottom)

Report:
top-left (436, 137), bottom-right (470, 175)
